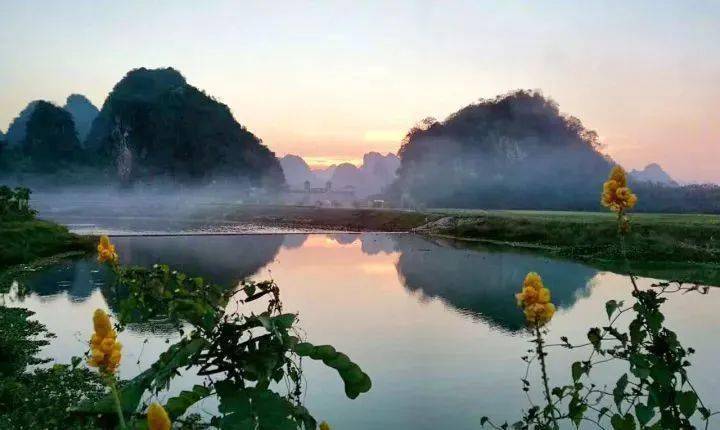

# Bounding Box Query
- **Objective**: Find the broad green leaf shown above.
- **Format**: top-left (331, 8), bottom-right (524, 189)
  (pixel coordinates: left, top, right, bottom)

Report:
top-left (613, 373), bottom-right (628, 410)
top-left (164, 384), bottom-right (211, 420)
top-left (74, 368), bottom-right (155, 415)
top-left (634, 404), bottom-right (654, 425)
top-left (610, 413), bottom-right (636, 430)
top-left (216, 381), bottom-right (252, 418)
top-left (678, 391), bottom-right (698, 417)
top-left (571, 361), bottom-right (583, 381)
top-left (293, 341), bottom-right (371, 399)
top-left (606, 300), bottom-right (619, 319)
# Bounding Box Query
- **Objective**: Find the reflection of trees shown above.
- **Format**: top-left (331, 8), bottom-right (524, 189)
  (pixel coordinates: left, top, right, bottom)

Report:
top-left (19, 235), bottom-right (283, 304)
top-left (392, 235), bottom-right (598, 332)
top-left (112, 235), bottom-right (283, 287)
top-left (16, 260), bottom-right (109, 301)
top-left (360, 233), bottom-right (399, 255)
top-left (328, 233), bottom-right (359, 245)
top-left (281, 234), bottom-right (308, 250)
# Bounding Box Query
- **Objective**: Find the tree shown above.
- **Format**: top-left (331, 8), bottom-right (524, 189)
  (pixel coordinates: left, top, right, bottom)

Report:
top-left (21, 101), bottom-right (82, 172)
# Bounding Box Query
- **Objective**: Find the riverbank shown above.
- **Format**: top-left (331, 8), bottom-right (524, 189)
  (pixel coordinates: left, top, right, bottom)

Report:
top-left (209, 205), bottom-right (720, 266)
top-left (0, 219), bottom-right (94, 270)
top-left (200, 204), bottom-right (439, 232)
top-left (419, 210), bottom-right (720, 265)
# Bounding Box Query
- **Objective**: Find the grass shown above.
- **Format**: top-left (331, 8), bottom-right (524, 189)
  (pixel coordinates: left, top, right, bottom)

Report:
top-left (205, 204), bottom-right (439, 231)
top-left (209, 204), bottom-right (719, 265)
top-left (0, 219), bottom-right (94, 270)
top-left (426, 209), bottom-right (720, 265)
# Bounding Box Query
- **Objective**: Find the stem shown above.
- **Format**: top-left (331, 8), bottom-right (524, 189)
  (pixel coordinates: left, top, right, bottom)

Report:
top-left (535, 325), bottom-right (558, 429)
top-left (107, 375), bottom-right (126, 430)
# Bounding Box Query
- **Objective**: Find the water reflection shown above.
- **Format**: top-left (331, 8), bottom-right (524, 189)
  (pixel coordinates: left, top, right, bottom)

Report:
top-left (393, 235), bottom-right (597, 331)
top-left (8, 233), bottom-right (603, 333)
top-left (5, 233), bottom-right (720, 429)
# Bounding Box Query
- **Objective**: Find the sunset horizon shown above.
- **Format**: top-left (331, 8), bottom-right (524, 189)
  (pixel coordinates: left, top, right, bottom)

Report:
top-left (2, 1), bottom-right (719, 183)
top-left (3, 3), bottom-right (720, 430)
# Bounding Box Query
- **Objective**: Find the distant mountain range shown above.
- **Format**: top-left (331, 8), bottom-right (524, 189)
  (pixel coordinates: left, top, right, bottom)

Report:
top-left (630, 163), bottom-right (678, 187)
top-left (279, 152), bottom-right (400, 198)
top-left (63, 94), bottom-right (99, 141)
top-left (1, 67), bottom-right (284, 187)
top-left (3, 95), bottom-right (99, 146)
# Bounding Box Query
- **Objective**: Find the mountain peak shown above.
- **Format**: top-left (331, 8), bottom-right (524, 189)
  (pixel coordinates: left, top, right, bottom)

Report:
top-left (63, 94), bottom-right (99, 141)
top-left (630, 163), bottom-right (678, 186)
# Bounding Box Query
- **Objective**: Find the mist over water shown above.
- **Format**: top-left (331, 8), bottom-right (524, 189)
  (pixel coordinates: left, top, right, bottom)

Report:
top-left (22, 183), bottom-right (292, 235)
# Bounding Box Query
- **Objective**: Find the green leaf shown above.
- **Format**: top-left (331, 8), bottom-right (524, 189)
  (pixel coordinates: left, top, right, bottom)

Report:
top-left (271, 314), bottom-right (297, 330)
top-left (587, 327), bottom-right (602, 350)
top-left (646, 311), bottom-right (664, 332)
top-left (613, 373), bottom-right (628, 410)
top-left (150, 337), bottom-right (209, 390)
top-left (571, 361), bottom-right (583, 381)
top-left (678, 391), bottom-right (698, 417)
top-left (215, 384), bottom-right (303, 430)
top-left (634, 404), bottom-right (654, 425)
top-left (216, 381), bottom-right (252, 418)
top-left (610, 413), bottom-right (636, 430)
top-left (606, 300), bottom-right (619, 319)
top-left (164, 384), bottom-right (211, 420)
top-left (568, 394), bottom-right (587, 427)
top-left (293, 341), bottom-right (371, 399)
top-left (74, 367), bottom-right (155, 415)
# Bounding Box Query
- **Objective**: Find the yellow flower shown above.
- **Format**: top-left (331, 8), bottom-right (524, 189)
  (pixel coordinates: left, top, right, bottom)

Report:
top-left (523, 272), bottom-right (543, 290)
top-left (516, 272), bottom-right (555, 326)
top-left (524, 302), bottom-right (556, 326)
top-left (319, 421), bottom-right (331, 430)
top-left (97, 235), bottom-right (119, 264)
top-left (147, 402), bottom-right (172, 430)
top-left (601, 166), bottom-right (637, 212)
top-left (609, 165), bottom-right (627, 187)
top-left (88, 309), bottom-right (122, 374)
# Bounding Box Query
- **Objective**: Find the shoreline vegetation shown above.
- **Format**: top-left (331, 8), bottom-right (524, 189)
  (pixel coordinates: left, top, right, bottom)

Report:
top-left (208, 204), bottom-right (719, 263)
top-left (2, 205), bottom-right (719, 285)
top-left (0, 219), bottom-right (94, 271)
top-left (206, 205), bottom-right (720, 284)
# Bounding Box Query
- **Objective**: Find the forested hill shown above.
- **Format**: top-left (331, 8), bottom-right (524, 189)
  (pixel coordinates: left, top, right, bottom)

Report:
top-left (85, 67), bottom-right (284, 186)
top-left (391, 90), bottom-right (720, 213)
top-left (392, 90), bottom-right (612, 209)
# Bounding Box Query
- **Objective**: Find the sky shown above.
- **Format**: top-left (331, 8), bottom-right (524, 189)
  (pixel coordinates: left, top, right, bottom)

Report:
top-left (1, 1), bottom-right (718, 182)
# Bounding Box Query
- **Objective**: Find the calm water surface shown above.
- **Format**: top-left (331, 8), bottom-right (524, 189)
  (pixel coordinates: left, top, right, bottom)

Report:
top-left (4, 231), bottom-right (720, 429)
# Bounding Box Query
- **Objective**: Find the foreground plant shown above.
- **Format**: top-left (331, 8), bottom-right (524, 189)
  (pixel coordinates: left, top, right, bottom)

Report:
top-left (514, 273), bottom-right (558, 428)
top-left (147, 402), bottom-right (171, 430)
top-left (88, 308), bottom-right (126, 428)
top-left (482, 167), bottom-right (714, 429)
top-left (601, 166), bottom-right (637, 234)
top-left (75, 236), bottom-right (371, 429)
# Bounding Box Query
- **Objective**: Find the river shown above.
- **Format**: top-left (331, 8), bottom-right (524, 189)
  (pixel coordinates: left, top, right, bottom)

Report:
top-left (3, 218), bottom-right (719, 429)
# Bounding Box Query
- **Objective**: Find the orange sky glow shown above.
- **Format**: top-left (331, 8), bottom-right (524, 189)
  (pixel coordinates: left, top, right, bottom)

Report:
top-left (1, 1), bottom-right (718, 182)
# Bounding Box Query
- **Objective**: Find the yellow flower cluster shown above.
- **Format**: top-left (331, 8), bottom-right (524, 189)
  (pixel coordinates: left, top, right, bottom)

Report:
top-left (601, 166), bottom-right (638, 213)
top-left (319, 422), bottom-right (331, 430)
top-left (516, 272), bottom-right (556, 326)
top-left (147, 402), bottom-right (172, 430)
top-left (88, 309), bottom-right (122, 374)
top-left (97, 235), bottom-right (119, 264)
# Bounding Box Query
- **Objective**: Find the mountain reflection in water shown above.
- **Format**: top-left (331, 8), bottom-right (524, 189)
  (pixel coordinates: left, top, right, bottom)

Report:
top-left (7, 232), bottom-right (720, 429)
top-left (10, 233), bottom-right (600, 333)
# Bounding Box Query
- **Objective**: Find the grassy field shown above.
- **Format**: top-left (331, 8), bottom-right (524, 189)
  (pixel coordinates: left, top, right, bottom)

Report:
top-left (0, 219), bottom-right (94, 270)
top-left (203, 204), bottom-right (440, 232)
top-left (425, 209), bottom-right (720, 265)
top-left (210, 204), bottom-right (719, 266)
